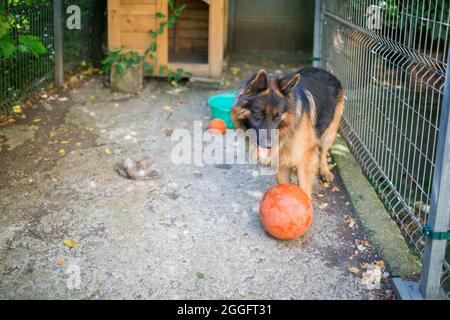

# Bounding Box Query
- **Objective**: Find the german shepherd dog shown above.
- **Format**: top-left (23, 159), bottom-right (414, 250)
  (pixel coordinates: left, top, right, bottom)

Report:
top-left (231, 67), bottom-right (344, 197)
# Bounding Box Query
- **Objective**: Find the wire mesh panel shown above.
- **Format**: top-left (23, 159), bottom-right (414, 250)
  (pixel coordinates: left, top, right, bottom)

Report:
top-left (321, 0), bottom-right (450, 298)
top-left (0, 1), bottom-right (55, 109)
top-left (0, 0), bottom-right (96, 109)
top-left (62, 0), bottom-right (95, 69)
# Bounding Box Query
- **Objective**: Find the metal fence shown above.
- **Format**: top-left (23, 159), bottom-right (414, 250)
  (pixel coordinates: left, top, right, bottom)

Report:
top-left (0, 0), bottom-right (96, 110)
top-left (320, 0), bottom-right (450, 299)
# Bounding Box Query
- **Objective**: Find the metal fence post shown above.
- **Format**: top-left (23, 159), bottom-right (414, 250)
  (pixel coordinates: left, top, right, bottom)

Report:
top-left (419, 44), bottom-right (450, 300)
top-left (312, 0), bottom-right (322, 68)
top-left (53, 0), bottom-right (64, 86)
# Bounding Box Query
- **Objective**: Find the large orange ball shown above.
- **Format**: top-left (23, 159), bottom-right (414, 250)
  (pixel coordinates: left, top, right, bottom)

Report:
top-left (259, 183), bottom-right (313, 240)
top-left (208, 119), bottom-right (227, 135)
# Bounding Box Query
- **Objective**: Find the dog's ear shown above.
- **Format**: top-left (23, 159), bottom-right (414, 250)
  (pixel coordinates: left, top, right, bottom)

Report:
top-left (280, 73), bottom-right (301, 94)
top-left (246, 70), bottom-right (269, 94)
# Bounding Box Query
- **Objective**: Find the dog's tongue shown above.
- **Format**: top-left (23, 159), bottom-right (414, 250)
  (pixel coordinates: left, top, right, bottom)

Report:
top-left (258, 146), bottom-right (270, 157)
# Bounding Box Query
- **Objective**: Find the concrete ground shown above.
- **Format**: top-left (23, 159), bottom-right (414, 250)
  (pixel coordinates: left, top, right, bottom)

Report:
top-left (0, 53), bottom-right (393, 300)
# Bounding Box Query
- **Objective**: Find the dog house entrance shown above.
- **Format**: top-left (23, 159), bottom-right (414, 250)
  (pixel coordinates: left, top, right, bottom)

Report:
top-left (169, 0), bottom-right (209, 64)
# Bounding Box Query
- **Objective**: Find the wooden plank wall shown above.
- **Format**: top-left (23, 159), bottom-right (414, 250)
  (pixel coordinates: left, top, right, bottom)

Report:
top-left (108, 0), bottom-right (168, 72)
top-left (108, 0), bottom-right (226, 78)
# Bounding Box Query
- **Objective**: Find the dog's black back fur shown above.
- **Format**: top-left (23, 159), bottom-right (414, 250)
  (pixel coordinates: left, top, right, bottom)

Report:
top-left (295, 67), bottom-right (343, 137)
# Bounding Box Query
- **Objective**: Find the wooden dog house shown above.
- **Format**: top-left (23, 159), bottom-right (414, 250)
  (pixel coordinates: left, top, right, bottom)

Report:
top-left (108, 0), bottom-right (228, 78)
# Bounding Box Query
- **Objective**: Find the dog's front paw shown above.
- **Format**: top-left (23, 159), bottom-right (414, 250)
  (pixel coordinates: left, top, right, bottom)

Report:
top-left (320, 171), bottom-right (334, 183)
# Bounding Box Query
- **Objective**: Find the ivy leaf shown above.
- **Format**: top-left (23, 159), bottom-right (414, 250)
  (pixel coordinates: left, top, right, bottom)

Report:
top-left (174, 4), bottom-right (187, 16)
top-left (0, 34), bottom-right (16, 58)
top-left (0, 14), bottom-right (10, 39)
top-left (168, 16), bottom-right (177, 26)
top-left (149, 42), bottom-right (157, 53)
top-left (159, 65), bottom-right (166, 76)
top-left (18, 35), bottom-right (46, 58)
top-left (116, 62), bottom-right (126, 76)
top-left (155, 12), bottom-right (166, 19)
top-left (143, 62), bottom-right (154, 75)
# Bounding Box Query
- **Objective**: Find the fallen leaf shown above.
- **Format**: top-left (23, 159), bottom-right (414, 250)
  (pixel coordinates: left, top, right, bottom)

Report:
top-left (60, 140), bottom-right (69, 144)
top-left (361, 263), bottom-right (383, 290)
top-left (59, 149), bottom-right (66, 157)
top-left (33, 118), bottom-right (42, 123)
top-left (348, 267), bottom-right (360, 274)
top-left (49, 131), bottom-right (57, 138)
top-left (68, 76), bottom-right (79, 87)
top-left (347, 217), bottom-right (356, 229)
top-left (318, 203), bottom-right (328, 210)
top-left (332, 186), bottom-right (340, 192)
top-left (29, 125), bottom-right (39, 131)
top-left (13, 106), bottom-right (23, 114)
top-left (63, 239), bottom-right (77, 248)
top-left (57, 258), bottom-right (65, 266)
top-left (230, 67), bottom-right (241, 75)
top-left (164, 128), bottom-right (174, 137)
top-left (357, 244), bottom-right (367, 252)
top-left (196, 272), bottom-right (205, 279)
top-left (376, 260), bottom-right (385, 269)
top-left (104, 147), bottom-right (112, 155)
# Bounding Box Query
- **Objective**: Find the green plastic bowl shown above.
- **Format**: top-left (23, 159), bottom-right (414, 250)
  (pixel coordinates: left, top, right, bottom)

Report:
top-left (208, 92), bottom-right (237, 129)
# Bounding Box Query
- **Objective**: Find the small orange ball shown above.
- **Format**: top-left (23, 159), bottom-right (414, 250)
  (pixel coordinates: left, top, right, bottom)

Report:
top-left (259, 183), bottom-right (313, 240)
top-left (208, 119), bottom-right (227, 135)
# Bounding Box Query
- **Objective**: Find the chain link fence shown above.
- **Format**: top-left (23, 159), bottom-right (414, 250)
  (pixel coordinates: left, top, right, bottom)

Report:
top-left (321, 0), bottom-right (449, 298)
top-left (0, 0), bottom-right (96, 110)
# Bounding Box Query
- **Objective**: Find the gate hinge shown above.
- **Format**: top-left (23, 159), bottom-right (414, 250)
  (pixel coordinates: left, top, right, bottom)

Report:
top-left (423, 225), bottom-right (450, 241)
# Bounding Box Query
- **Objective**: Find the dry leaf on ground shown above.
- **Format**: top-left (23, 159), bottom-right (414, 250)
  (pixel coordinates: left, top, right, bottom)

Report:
top-left (63, 240), bottom-right (77, 248)
top-left (13, 106), bottom-right (23, 114)
top-left (348, 267), bottom-right (360, 274)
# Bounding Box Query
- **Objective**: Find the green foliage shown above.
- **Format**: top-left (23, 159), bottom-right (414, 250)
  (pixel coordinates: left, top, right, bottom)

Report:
top-left (18, 35), bottom-right (46, 57)
top-left (350, 0), bottom-right (450, 43)
top-left (400, 0), bottom-right (450, 42)
top-left (0, 14), bottom-right (10, 38)
top-left (0, 0), bottom-right (47, 59)
top-left (101, 46), bottom-right (146, 76)
top-left (168, 67), bottom-right (192, 87)
top-left (0, 34), bottom-right (15, 58)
